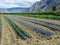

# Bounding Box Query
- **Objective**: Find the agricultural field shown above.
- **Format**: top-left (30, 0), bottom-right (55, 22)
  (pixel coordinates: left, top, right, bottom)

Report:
top-left (0, 13), bottom-right (60, 45)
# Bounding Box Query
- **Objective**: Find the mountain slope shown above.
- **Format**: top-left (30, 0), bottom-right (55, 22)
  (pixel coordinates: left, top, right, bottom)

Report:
top-left (7, 7), bottom-right (30, 13)
top-left (0, 7), bottom-right (30, 13)
top-left (29, 0), bottom-right (60, 12)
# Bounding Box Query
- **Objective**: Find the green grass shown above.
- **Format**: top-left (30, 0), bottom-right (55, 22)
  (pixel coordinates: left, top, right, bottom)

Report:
top-left (24, 15), bottom-right (60, 20)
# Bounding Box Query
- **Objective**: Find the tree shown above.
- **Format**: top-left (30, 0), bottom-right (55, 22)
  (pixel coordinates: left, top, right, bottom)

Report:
top-left (52, 6), bottom-right (56, 11)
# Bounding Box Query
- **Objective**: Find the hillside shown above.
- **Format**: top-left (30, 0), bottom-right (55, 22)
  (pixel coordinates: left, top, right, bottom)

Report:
top-left (29, 0), bottom-right (60, 12)
top-left (7, 7), bottom-right (30, 13)
top-left (0, 7), bottom-right (30, 13)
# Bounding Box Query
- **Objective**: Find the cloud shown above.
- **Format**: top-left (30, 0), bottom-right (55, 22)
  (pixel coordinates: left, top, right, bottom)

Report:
top-left (0, 3), bottom-right (20, 8)
top-left (0, 0), bottom-right (40, 8)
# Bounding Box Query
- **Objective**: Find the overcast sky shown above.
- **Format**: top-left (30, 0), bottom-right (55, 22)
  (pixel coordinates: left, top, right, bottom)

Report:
top-left (0, 0), bottom-right (40, 8)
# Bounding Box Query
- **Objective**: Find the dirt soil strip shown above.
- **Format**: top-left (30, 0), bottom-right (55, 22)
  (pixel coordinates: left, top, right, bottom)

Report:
top-left (1, 16), bottom-right (19, 45)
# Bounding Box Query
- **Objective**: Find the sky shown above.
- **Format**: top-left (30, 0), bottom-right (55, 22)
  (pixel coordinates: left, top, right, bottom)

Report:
top-left (0, 0), bottom-right (40, 8)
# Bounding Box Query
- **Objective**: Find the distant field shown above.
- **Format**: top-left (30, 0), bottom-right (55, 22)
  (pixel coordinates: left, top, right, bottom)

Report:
top-left (2, 12), bottom-right (60, 20)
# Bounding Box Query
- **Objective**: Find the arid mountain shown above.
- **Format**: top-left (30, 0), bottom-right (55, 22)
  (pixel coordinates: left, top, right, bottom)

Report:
top-left (7, 7), bottom-right (30, 13)
top-left (29, 0), bottom-right (60, 12)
